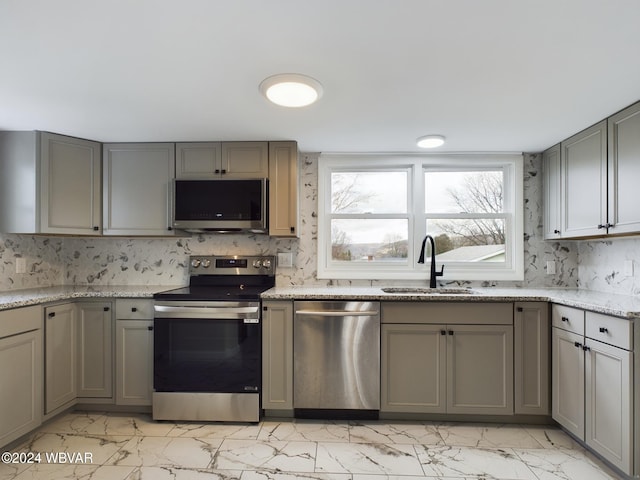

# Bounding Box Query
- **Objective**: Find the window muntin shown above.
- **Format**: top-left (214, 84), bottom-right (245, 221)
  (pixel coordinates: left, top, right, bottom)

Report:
top-left (318, 155), bottom-right (523, 281)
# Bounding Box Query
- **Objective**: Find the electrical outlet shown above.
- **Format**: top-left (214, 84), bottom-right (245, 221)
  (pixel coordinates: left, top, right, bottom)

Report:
top-left (624, 259), bottom-right (634, 277)
top-left (546, 261), bottom-right (556, 275)
top-left (277, 252), bottom-right (293, 268)
top-left (15, 258), bottom-right (26, 274)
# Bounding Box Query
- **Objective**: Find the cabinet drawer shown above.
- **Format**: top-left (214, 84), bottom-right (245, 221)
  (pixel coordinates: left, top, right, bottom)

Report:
top-left (0, 306), bottom-right (42, 338)
top-left (551, 304), bottom-right (584, 335)
top-left (115, 299), bottom-right (154, 319)
top-left (585, 311), bottom-right (633, 350)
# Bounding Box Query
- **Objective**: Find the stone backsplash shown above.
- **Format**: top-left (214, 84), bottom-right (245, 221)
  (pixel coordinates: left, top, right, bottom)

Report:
top-left (2, 152), bottom-right (638, 294)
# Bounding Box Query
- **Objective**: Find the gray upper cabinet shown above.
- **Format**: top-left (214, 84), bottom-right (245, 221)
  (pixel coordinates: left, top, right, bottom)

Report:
top-left (542, 144), bottom-right (562, 239)
top-left (103, 143), bottom-right (176, 236)
top-left (176, 141), bottom-right (268, 178)
top-left (607, 101), bottom-right (640, 235)
top-left (0, 131), bottom-right (101, 234)
top-left (175, 142), bottom-right (222, 178)
top-left (268, 141), bottom-right (298, 237)
top-left (561, 120), bottom-right (608, 238)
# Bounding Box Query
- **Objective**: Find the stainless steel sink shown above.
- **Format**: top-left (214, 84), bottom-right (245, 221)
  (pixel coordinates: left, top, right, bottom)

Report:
top-left (381, 287), bottom-right (477, 294)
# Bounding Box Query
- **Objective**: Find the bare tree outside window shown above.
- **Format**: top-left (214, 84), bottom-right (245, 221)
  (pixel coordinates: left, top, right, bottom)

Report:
top-left (435, 171), bottom-right (505, 248)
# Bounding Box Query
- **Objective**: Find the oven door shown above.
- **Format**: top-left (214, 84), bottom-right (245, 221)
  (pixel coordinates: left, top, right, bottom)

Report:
top-left (153, 301), bottom-right (261, 393)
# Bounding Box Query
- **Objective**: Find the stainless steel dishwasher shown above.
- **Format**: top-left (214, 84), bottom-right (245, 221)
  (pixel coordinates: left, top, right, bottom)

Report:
top-left (293, 301), bottom-right (380, 418)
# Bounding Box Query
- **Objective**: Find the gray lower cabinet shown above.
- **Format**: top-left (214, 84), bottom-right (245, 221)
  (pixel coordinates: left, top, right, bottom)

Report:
top-left (44, 303), bottom-right (77, 415)
top-left (514, 302), bottom-right (550, 415)
top-left (115, 300), bottom-right (154, 405)
top-left (76, 302), bottom-right (113, 400)
top-left (381, 302), bottom-right (514, 415)
top-left (102, 143), bottom-right (176, 236)
top-left (0, 131), bottom-right (101, 234)
top-left (0, 306), bottom-right (43, 448)
top-left (552, 304), bottom-right (634, 475)
top-left (261, 301), bottom-right (293, 412)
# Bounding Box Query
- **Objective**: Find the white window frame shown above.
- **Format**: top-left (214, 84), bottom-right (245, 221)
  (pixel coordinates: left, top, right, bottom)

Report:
top-left (317, 153), bottom-right (524, 281)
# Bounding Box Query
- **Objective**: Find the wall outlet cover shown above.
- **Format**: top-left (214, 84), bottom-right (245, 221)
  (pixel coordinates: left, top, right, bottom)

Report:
top-left (15, 257), bottom-right (26, 274)
top-left (277, 252), bottom-right (293, 268)
top-left (546, 260), bottom-right (556, 275)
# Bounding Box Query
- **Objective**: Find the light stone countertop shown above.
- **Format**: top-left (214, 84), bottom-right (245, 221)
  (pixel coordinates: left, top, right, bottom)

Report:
top-left (2, 284), bottom-right (640, 319)
top-left (261, 286), bottom-right (640, 319)
top-left (0, 285), bottom-right (182, 311)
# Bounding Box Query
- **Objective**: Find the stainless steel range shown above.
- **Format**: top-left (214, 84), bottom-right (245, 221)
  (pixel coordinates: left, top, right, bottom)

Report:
top-left (152, 255), bottom-right (275, 422)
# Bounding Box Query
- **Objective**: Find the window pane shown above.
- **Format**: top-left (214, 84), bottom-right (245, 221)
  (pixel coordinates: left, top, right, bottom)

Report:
top-left (331, 171), bottom-right (407, 213)
top-left (426, 219), bottom-right (506, 262)
top-left (331, 219), bottom-right (408, 262)
top-left (425, 170), bottom-right (503, 213)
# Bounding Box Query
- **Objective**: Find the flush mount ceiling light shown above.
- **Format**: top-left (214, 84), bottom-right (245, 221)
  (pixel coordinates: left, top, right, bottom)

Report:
top-left (416, 135), bottom-right (446, 148)
top-left (259, 73), bottom-right (323, 107)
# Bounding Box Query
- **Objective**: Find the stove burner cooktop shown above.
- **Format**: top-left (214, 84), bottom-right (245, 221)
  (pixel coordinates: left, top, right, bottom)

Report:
top-left (153, 255), bottom-right (276, 302)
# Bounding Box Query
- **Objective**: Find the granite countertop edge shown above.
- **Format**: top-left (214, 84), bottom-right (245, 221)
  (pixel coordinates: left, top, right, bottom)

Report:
top-left (0, 285), bottom-right (183, 312)
top-left (261, 286), bottom-right (640, 319)
top-left (1, 284), bottom-right (640, 319)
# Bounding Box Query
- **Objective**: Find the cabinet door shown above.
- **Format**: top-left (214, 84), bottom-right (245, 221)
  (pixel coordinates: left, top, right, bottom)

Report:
top-left (608, 101), bottom-right (640, 235)
top-left (268, 142), bottom-right (298, 237)
top-left (115, 320), bottom-right (153, 405)
top-left (551, 327), bottom-right (585, 438)
top-left (103, 143), bottom-right (175, 236)
top-left (40, 132), bottom-right (101, 234)
top-left (175, 142), bottom-right (222, 178)
top-left (561, 120), bottom-right (607, 238)
top-left (262, 301), bottom-right (293, 411)
top-left (542, 144), bottom-right (562, 239)
top-left (0, 329), bottom-right (42, 447)
top-left (585, 339), bottom-right (632, 474)
top-left (76, 302), bottom-right (112, 399)
top-left (221, 142), bottom-right (269, 177)
top-left (381, 324), bottom-right (446, 413)
top-left (446, 325), bottom-right (514, 415)
top-left (514, 302), bottom-right (550, 415)
top-left (45, 304), bottom-right (77, 414)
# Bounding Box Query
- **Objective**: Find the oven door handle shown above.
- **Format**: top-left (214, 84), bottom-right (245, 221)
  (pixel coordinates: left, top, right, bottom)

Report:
top-left (154, 305), bottom-right (259, 319)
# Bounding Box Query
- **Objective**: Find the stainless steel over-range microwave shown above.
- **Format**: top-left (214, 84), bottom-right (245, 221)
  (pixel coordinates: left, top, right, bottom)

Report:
top-left (172, 178), bottom-right (268, 233)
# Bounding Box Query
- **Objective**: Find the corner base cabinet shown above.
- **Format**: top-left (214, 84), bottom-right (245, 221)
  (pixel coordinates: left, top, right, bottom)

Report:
top-left (44, 303), bottom-right (77, 416)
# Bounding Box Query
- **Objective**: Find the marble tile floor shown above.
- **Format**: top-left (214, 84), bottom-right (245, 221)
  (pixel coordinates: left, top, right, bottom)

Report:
top-left (0, 412), bottom-right (623, 480)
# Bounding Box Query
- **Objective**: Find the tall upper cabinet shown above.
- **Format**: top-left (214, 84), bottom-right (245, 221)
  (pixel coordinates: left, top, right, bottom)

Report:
top-left (560, 120), bottom-right (608, 238)
top-left (607, 101), bottom-right (640, 235)
top-left (542, 144), bottom-right (561, 240)
top-left (0, 131), bottom-right (101, 234)
top-left (269, 142), bottom-right (298, 237)
top-left (103, 143), bottom-right (176, 236)
top-left (544, 100), bottom-right (640, 239)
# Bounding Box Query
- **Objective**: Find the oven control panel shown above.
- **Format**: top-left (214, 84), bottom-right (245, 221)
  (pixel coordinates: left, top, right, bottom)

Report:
top-left (189, 255), bottom-right (276, 276)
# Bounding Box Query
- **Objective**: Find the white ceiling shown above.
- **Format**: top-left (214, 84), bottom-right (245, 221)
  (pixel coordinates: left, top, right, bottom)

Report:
top-left (2, 0), bottom-right (640, 153)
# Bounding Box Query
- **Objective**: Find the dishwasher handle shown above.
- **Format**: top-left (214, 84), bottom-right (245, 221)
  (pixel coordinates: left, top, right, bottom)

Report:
top-left (295, 309), bottom-right (379, 317)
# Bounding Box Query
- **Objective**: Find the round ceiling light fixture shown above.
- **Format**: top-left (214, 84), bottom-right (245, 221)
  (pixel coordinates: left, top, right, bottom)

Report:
top-left (416, 135), bottom-right (446, 148)
top-left (259, 73), bottom-right (323, 108)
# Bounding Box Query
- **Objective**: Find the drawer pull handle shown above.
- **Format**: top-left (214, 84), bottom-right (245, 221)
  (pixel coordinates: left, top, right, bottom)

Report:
top-left (48, 312), bottom-right (56, 318)
top-left (561, 316), bottom-right (569, 322)
top-left (598, 327), bottom-right (608, 333)
top-left (132, 307), bottom-right (138, 312)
